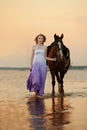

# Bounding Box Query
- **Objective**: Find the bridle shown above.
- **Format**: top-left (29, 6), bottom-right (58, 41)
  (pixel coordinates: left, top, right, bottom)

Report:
top-left (57, 41), bottom-right (63, 58)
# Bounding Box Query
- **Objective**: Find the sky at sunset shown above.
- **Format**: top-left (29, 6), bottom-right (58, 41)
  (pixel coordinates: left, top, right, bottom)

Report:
top-left (0, 0), bottom-right (87, 67)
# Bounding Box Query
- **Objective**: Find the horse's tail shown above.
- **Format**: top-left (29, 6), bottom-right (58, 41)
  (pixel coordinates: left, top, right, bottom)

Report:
top-left (64, 49), bottom-right (71, 74)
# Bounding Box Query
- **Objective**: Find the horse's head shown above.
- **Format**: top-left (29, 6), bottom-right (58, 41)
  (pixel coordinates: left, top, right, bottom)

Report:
top-left (53, 34), bottom-right (64, 60)
top-left (54, 33), bottom-right (64, 43)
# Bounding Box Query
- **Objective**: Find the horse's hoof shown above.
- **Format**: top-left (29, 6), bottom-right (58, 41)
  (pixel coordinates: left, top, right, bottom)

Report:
top-left (58, 88), bottom-right (64, 95)
top-left (59, 92), bottom-right (64, 97)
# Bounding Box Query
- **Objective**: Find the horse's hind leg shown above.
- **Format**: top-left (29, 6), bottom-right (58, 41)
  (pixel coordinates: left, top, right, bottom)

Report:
top-left (50, 70), bottom-right (55, 96)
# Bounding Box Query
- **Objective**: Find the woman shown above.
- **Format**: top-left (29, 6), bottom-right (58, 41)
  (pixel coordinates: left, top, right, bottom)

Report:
top-left (27, 34), bottom-right (56, 97)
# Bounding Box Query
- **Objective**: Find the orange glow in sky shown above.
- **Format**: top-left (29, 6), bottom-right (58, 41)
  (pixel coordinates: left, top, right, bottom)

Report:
top-left (0, 0), bottom-right (87, 67)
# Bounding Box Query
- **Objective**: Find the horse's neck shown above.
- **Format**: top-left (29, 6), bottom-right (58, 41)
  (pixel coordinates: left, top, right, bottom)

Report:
top-left (47, 42), bottom-right (55, 56)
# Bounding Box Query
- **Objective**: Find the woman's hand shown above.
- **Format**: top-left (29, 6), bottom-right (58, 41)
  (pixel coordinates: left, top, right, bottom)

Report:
top-left (53, 58), bottom-right (56, 61)
top-left (46, 57), bottom-right (56, 61)
top-left (29, 67), bottom-right (32, 72)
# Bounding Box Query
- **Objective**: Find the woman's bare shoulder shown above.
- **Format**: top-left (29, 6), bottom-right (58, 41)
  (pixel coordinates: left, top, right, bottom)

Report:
top-left (32, 45), bottom-right (36, 50)
top-left (43, 45), bottom-right (47, 49)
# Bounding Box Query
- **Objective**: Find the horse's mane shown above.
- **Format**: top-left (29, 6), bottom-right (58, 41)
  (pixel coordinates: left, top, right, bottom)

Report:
top-left (47, 42), bottom-right (56, 56)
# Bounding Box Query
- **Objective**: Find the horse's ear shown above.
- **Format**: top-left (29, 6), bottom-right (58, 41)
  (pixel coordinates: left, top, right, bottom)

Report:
top-left (54, 34), bottom-right (59, 40)
top-left (60, 33), bottom-right (64, 39)
top-left (54, 34), bottom-right (57, 39)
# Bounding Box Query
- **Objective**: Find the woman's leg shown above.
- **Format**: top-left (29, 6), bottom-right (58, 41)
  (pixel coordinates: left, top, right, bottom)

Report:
top-left (32, 62), bottom-right (40, 92)
top-left (39, 63), bottom-right (47, 96)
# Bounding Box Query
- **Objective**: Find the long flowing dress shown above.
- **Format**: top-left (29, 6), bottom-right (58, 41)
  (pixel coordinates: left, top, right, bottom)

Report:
top-left (27, 48), bottom-right (47, 96)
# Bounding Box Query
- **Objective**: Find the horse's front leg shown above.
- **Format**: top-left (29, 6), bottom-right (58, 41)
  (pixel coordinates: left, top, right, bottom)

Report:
top-left (50, 70), bottom-right (55, 96)
top-left (55, 71), bottom-right (64, 95)
top-left (55, 71), bottom-right (61, 94)
top-left (59, 73), bottom-right (64, 94)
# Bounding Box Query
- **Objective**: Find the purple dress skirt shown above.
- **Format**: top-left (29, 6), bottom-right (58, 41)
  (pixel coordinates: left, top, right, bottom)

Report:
top-left (27, 49), bottom-right (47, 96)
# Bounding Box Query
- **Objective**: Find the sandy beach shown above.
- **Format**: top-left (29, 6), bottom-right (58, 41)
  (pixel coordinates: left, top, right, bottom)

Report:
top-left (0, 69), bottom-right (87, 130)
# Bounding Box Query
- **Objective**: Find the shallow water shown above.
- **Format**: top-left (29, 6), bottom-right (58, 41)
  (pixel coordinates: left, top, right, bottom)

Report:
top-left (26, 95), bottom-right (71, 130)
top-left (0, 69), bottom-right (87, 130)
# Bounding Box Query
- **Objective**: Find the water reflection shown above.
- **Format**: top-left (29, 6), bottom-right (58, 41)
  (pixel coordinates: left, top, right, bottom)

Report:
top-left (27, 97), bottom-right (46, 130)
top-left (27, 96), bottom-right (71, 130)
top-left (50, 96), bottom-right (70, 129)
top-left (52, 96), bottom-right (64, 111)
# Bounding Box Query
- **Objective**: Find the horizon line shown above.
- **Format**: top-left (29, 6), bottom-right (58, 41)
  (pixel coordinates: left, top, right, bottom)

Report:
top-left (0, 66), bottom-right (87, 70)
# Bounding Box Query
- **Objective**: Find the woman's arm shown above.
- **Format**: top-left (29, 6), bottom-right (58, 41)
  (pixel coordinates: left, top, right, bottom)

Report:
top-left (30, 46), bottom-right (34, 71)
top-left (46, 57), bottom-right (56, 61)
top-left (44, 46), bottom-right (56, 61)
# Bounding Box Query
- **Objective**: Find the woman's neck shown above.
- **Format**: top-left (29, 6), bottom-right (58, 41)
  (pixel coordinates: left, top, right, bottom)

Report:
top-left (37, 43), bottom-right (43, 46)
top-left (36, 44), bottom-right (44, 49)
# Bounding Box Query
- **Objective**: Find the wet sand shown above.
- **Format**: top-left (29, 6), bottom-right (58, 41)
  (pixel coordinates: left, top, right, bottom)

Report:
top-left (0, 70), bottom-right (87, 130)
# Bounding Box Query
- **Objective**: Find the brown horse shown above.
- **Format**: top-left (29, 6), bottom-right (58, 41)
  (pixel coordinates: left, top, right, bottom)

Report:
top-left (47, 34), bottom-right (70, 95)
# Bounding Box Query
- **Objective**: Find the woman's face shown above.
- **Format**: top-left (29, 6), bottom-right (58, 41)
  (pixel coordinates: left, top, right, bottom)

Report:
top-left (37, 35), bottom-right (44, 44)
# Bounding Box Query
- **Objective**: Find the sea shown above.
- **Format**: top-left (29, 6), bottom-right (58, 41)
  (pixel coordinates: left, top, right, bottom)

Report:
top-left (0, 66), bottom-right (87, 99)
top-left (0, 66), bottom-right (87, 130)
